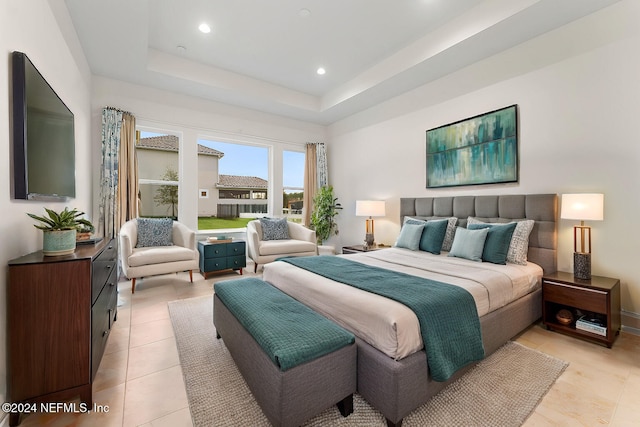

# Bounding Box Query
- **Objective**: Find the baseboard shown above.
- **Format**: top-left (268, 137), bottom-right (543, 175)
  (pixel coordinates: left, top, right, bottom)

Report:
top-left (622, 309), bottom-right (640, 336)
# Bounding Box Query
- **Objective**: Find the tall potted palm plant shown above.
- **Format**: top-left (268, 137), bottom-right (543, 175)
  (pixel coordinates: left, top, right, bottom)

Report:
top-left (28, 207), bottom-right (93, 256)
top-left (310, 186), bottom-right (342, 245)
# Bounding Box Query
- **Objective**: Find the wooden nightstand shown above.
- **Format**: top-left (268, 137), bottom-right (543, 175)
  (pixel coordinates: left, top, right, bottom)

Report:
top-left (542, 271), bottom-right (621, 347)
top-left (198, 240), bottom-right (246, 279)
top-left (342, 245), bottom-right (385, 254)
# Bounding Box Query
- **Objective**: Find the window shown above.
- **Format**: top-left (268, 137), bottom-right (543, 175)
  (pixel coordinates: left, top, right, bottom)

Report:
top-left (197, 139), bottom-right (268, 230)
top-left (283, 150), bottom-right (305, 223)
top-left (136, 130), bottom-right (180, 219)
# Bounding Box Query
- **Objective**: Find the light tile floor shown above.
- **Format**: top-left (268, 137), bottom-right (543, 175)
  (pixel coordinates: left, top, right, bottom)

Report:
top-left (15, 265), bottom-right (640, 426)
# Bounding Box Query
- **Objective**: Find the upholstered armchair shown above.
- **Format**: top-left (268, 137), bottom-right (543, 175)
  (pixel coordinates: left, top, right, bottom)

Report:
top-left (119, 218), bottom-right (199, 293)
top-left (246, 219), bottom-right (318, 273)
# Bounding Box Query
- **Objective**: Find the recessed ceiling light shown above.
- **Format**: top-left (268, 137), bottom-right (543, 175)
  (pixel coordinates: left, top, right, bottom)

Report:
top-left (176, 45), bottom-right (187, 54)
top-left (299, 8), bottom-right (311, 18)
top-left (316, 67), bottom-right (326, 75)
top-left (198, 23), bottom-right (211, 34)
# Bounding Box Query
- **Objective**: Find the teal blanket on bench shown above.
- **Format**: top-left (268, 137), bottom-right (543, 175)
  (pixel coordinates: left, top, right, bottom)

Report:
top-left (214, 278), bottom-right (355, 371)
top-left (281, 256), bottom-right (484, 381)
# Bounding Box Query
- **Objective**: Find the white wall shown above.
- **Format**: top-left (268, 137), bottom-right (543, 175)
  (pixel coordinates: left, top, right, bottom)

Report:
top-left (91, 77), bottom-right (326, 231)
top-left (0, 0), bottom-right (93, 406)
top-left (327, 1), bottom-right (640, 319)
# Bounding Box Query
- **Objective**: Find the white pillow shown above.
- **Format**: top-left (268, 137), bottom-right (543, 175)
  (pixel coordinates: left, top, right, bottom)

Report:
top-left (467, 217), bottom-right (534, 265)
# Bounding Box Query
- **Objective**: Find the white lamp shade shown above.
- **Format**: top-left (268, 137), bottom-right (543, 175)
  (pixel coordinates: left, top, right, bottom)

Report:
top-left (560, 193), bottom-right (604, 221)
top-left (355, 200), bottom-right (386, 217)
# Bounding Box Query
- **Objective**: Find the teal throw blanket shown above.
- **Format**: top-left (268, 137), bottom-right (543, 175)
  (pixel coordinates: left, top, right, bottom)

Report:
top-left (281, 256), bottom-right (484, 381)
top-left (215, 278), bottom-right (355, 371)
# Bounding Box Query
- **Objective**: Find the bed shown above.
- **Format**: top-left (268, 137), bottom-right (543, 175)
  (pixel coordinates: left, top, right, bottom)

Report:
top-left (262, 194), bottom-right (557, 427)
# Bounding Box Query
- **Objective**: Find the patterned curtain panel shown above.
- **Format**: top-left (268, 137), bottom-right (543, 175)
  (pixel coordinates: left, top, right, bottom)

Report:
top-left (99, 108), bottom-right (123, 240)
top-left (303, 142), bottom-right (328, 226)
top-left (316, 142), bottom-right (328, 187)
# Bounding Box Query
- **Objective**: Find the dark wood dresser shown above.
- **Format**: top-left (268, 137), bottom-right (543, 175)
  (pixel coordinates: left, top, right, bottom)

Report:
top-left (7, 238), bottom-right (118, 426)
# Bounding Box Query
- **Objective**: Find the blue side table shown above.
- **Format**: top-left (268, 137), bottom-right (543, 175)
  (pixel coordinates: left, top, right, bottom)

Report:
top-left (198, 240), bottom-right (246, 279)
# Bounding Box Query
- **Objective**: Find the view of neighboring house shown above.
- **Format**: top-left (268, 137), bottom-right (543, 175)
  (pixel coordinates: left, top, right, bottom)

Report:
top-left (136, 135), bottom-right (269, 218)
top-left (216, 175), bottom-right (268, 217)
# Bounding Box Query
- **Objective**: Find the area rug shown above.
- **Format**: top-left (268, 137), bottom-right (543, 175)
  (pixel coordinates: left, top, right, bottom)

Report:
top-left (168, 295), bottom-right (568, 426)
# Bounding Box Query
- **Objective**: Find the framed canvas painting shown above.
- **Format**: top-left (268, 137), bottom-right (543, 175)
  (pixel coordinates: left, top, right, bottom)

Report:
top-left (426, 105), bottom-right (518, 188)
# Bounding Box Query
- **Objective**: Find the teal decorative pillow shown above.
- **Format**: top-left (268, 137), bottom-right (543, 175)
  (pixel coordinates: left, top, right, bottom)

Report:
top-left (406, 218), bottom-right (448, 254)
top-left (468, 222), bottom-right (517, 264)
top-left (448, 227), bottom-right (489, 262)
top-left (136, 218), bottom-right (173, 247)
top-left (259, 217), bottom-right (290, 241)
top-left (394, 223), bottom-right (425, 251)
top-left (468, 217), bottom-right (534, 265)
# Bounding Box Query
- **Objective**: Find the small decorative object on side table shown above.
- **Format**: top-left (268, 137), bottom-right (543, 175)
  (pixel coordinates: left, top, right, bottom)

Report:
top-left (542, 271), bottom-right (620, 347)
top-left (198, 239), bottom-right (246, 279)
top-left (342, 244), bottom-right (385, 254)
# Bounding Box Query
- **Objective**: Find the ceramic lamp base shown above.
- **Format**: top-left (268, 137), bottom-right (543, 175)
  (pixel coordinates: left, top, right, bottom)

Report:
top-left (574, 252), bottom-right (591, 280)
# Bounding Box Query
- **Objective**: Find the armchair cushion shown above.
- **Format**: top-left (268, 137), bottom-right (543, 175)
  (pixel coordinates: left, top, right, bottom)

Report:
top-left (136, 218), bottom-right (173, 247)
top-left (258, 239), bottom-right (318, 256)
top-left (128, 246), bottom-right (196, 267)
top-left (259, 217), bottom-right (290, 241)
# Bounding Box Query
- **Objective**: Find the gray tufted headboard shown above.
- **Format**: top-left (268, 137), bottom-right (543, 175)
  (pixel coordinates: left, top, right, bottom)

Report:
top-left (400, 194), bottom-right (558, 274)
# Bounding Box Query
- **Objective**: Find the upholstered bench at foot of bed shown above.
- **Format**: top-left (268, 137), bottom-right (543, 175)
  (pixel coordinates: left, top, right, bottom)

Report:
top-left (213, 278), bottom-right (356, 427)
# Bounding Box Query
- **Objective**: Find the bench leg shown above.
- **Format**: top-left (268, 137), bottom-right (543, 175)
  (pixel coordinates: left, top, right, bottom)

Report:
top-left (337, 394), bottom-right (353, 417)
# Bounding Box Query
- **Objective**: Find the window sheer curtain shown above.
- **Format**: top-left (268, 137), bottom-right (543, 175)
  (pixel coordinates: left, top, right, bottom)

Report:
top-left (98, 108), bottom-right (138, 240)
top-left (303, 142), bottom-right (328, 226)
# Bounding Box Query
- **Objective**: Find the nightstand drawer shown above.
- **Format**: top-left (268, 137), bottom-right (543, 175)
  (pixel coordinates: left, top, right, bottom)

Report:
top-left (543, 280), bottom-right (608, 314)
top-left (202, 244), bottom-right (227, 258)
top-left (227, 255), bottom-right (246, 270)
top-left (203, 257), bottom-right (227, 271)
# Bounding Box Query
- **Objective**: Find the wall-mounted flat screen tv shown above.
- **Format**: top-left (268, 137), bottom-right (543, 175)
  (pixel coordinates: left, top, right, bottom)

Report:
top-left (12, 51), bottom-right (75, 201)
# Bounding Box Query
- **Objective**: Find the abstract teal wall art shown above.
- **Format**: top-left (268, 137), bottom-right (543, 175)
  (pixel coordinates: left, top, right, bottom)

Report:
top-left (426, 105), bottom-right (518, 188)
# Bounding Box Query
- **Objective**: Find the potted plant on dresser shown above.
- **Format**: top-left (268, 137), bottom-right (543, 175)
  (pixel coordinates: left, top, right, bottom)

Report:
top-left (27, 207), bottom-right (94, 256)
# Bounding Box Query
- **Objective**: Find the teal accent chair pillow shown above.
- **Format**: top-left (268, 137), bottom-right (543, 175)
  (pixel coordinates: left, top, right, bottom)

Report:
top-left (394, 223), bottom-right (425, 251)
top-left (136, 218), bottom-right (174, 247)
top-left (406, 218), bottom-right (448, 254)
top-left (448, 227), bottom-right (489, 262)
top-left (468, 222), bottom-right (517, 264)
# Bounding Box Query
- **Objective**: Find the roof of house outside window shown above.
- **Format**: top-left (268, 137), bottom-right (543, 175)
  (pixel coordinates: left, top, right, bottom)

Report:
top-left (217, 175), bottom-right (267, 189)
top-left (137, 135), bottom-right (223, 157)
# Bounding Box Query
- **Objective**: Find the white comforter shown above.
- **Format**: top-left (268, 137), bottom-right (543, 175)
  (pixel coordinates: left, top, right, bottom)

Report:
top-left (262, 248), bottom-right (542, 360)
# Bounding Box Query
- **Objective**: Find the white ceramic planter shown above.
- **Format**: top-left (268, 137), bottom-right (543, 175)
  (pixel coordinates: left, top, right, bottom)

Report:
top-left (43, 229), bottom-right (77, 256)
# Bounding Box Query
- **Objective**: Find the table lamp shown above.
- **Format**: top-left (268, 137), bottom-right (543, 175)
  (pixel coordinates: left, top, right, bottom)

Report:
top-left (355, 200), bottom-right (386, 248)
top-left (560, 193), bottom-right (604, 280)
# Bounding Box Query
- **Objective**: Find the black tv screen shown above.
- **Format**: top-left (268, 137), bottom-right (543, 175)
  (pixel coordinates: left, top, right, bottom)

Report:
top-left (12, 51), bottom-right (75, 201)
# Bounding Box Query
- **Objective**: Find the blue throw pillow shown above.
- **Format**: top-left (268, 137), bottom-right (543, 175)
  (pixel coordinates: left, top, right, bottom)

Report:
top-left (259, 217), bottom-right (290, 241)
top-left (448, 227), bottom-right (489, 262)
top-left (136, 218), bottom-right (173, 247)
top-left (406, 218), bottom-right (448, 254)
top-left (468, 222), bottom-right (517, 265)
top-left (394, 223), bottom-right (425, 251)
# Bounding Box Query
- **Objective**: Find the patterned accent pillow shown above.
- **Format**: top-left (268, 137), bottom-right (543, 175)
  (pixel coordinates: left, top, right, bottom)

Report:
top-left (441, 217), bottom-right (458, 252)
top-left (136, 218), bottom-right (173, 247)
top-left (467, 217), bottom-right (535, 265)
top-left (259, 217), bottom-right (290, 241)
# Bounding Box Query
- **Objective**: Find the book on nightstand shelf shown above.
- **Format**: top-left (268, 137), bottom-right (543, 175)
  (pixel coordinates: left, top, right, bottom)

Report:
top-left (575, 316), bottom-right (607, 336)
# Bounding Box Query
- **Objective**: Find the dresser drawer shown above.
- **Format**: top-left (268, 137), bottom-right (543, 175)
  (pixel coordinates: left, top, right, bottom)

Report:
top-left (202, 244), bottom-right (227, 258)
top-left (92, 261), bottom-right (116, 304)
top-left (543, 280), bottom-right (608, 314)
top-left (227, 241), bottom-right (245, 256)
top-left (95, 240), bottom-right (117, 262)
top-left (203, 257), bottom-right (228, 271)
top-left (91, 281), bottom-right (117, 380)
top-left (227, 255), bottom-right (246, 270)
